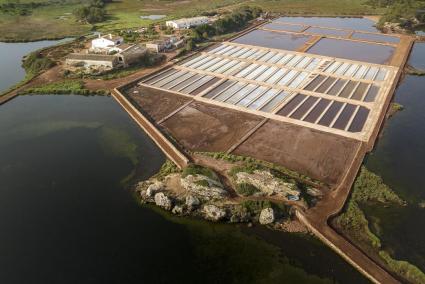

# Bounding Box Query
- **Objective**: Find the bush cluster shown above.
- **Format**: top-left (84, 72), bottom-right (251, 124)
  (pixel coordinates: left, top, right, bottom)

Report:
top-left (236, 183), bottom-right (260, 196)
top-left (73, 0), bottom-right (111, 24)
top-left (22, 52), bottom-right (55, 76)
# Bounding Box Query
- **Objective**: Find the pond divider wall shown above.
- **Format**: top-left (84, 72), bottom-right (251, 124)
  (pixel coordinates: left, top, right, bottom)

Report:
top-left (112, 87), bottom-right (189, 169)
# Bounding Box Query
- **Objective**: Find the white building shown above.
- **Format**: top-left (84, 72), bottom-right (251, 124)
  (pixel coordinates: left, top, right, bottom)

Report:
top-left (91, 34), bottom-right (124, 52)
top-left (166, 16), bottom-right (209, 29)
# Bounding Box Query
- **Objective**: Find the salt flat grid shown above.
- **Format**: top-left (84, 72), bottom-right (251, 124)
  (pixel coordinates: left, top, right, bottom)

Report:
top-left (138, 41), bottom-right (398, 142)
top-left (267, 19), bottom-right (401, 45)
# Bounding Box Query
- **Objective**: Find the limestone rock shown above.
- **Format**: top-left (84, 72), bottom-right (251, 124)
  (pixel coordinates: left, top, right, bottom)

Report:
top-left (181, 175), bottom-right (227, 200)
top-left (203, 205), bottom-right (226, 221)
top-left (185, 195), bottom-right (200, 208)
top-left (147, 182), bottom-right (163, 197)
top-left (172, 205), bottom-right (183, 215)
top-left (154, 192), bottom-right (172, 210)
top-left (259, 208), bottom-right (275, 225)
top-left (235, 170), bottom-right (300, 199)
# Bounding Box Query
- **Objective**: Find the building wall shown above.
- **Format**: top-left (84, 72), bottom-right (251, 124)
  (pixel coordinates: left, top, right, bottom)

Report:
top-left (66, 58), bottom-right (116, 68)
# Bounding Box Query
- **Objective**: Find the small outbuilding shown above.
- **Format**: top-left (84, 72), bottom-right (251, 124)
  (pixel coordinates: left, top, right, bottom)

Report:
top-left (146, 39), bottom-right (172, 53)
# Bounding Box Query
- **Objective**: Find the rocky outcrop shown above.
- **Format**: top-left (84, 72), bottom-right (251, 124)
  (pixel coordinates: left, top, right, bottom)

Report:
top-left (181, 174), bottom-right (228, 201)
top-left (154, 192), bottom-right (173, 210)
top-left (185, 195), bottom-right (200, 209)
top-left (147, 182), bottom-right (164, 197)
top-left (259, 208), bottom-right (275, 225)
top-left (203, 205), bottom-right (226, 221)
top-left (228, 205), bottom-right (251, 223)
top-left (172, 205), bottom-right (183, 215)
top-left (235, 170), bottom-right (300, 199)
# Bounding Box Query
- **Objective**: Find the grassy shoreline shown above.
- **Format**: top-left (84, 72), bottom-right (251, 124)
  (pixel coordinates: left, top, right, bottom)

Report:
top-left (333, 167), bottom-right (425, 284)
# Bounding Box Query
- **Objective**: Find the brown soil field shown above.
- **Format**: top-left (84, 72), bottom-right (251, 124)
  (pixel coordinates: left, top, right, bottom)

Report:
top-left (234, 120), bottom-right (362, 186)
top-left (160, 101), bottom-right (264, 152)
top-left (126, 86), bottom-right (192, 122)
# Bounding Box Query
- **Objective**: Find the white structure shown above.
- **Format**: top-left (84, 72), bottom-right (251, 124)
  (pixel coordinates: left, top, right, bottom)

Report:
top-left (166, 16), bottom-right (209, 29)
top-left (91, 34), bottom-right (124, 52)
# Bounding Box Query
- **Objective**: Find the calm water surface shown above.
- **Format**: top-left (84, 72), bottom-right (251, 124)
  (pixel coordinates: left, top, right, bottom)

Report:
top-left (0, 42), bottom-right (368, 283)
top-left (364, 42), bottom-right (425, 272)
top-left (275, 17), bottom-right (379, 32)
top-left (0, 39), bottom-right (69, 92)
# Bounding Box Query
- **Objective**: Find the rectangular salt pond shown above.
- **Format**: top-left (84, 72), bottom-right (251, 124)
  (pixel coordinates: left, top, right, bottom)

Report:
top-left (273, 17), bottom-right (378, 32)
top-left (262, 22), bottom-right (306, 32)
top-left (232, 30), bottom-right (311, 51)
top-left (307, 38), bottom-right (395, 64)
top-left (305, 27), bottom-right (351, 37)
top-left (351, 32), bottom-right (400, 44)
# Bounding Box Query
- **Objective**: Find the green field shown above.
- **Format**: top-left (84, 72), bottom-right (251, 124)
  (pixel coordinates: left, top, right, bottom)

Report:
top-left (0, 0), bottom-right (382, 42)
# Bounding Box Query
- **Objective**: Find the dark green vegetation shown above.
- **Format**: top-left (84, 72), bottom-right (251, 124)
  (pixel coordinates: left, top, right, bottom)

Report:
top-left (241, 199), bottom-right (287, 218)
top-left (388, 102), bottom-right (404, 117)
top-left (367, 0), bottom-right (425, 28)
top-left (0, 1), bottom-right (47, 16)
top-left (17, 80), bottom-right (108, 96)
top-left (191, 6), bottom-right (262, 42)
top-left (22, 51), bottom-right (55, 78)
top-left (182, 164), bottom-right (219, 181)
top-left (73, 0), bottom-right (107, 24)
top-left (236, 182), bottom-right (260, 196)
top-left (334, 167), bottom-right (425, 284)
top-left (153, 160), bottom-right (180, 180)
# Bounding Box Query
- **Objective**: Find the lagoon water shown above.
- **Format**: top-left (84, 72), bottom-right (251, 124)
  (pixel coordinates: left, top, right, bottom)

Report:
top-left (364, 42), bottom-right (425, 273)
top-left (0, 39), bottom-right (69, 92)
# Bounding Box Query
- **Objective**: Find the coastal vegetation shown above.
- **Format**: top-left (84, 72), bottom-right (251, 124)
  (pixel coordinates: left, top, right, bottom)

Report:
top-left (406, 64), bottom-right (425, 76)
top-left (333, 166), bottom-right (425, 284)
top-left (22, 51), bottom-right (55, 78)
top-left (388, 102), bottom-right (404, 117)
top-left (236, 182), bottom-right (260, 196)
top-left (18, 80), bottom-right (108, 96)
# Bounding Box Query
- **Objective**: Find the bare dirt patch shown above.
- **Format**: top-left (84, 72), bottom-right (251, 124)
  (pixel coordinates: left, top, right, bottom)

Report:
top-left (126, 86), bottom-right (192, 121)
top-left (233, 120), bottom-right (362, 186)
top-left (161, 101), bottom-right (263, 152)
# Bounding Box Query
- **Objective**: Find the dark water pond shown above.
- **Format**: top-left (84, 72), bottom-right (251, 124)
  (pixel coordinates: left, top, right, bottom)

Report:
top-left (307, 38), bottom-right (395, 64)
top-left (232, 29), bottom-right (311, 51)
top-left (363, 42), bottom-right (425, 272)
top-left (275, 17), bottom-right (379, 32)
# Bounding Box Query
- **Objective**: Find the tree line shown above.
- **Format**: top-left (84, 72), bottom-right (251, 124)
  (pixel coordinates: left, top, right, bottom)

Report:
top-left (190, 6), bottom-right (262, 43)
top-left (73, 0), bottom-right (113, 24)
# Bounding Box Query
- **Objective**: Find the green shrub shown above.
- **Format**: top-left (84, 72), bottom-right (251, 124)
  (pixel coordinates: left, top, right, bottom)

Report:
top-left (154, 160), bottom-right (180, 180)
top-left (22, 52), bottom-right (55, 76)
top-left (182, 164), bottom-right (218, 181)
top-left (236, 183), bottom-right (260, 196)
top-left (352, 167), bottom-right (405, 205)
top-left (379, 250), bottom-right (425, 284)
top-left (241, 200), bottom-right (272, 214)
top-left (195, 179), bottom-right (209, 187)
